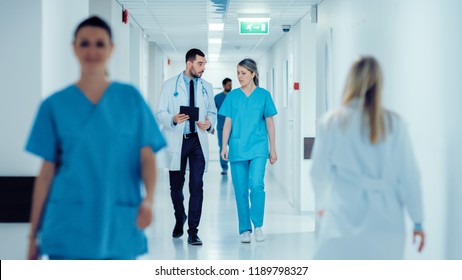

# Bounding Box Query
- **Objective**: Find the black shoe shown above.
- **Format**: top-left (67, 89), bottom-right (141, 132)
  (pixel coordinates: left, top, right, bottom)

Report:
top-left (187, 234), bottom-right (203, 246)
top-left (172, 215), bottom-right (187, 238)
top-left (221, 170), bottom-right (228, 175)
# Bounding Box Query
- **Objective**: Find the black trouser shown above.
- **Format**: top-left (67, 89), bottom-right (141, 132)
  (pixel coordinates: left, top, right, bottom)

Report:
top-left (169, 134), bottom-right (205, 235)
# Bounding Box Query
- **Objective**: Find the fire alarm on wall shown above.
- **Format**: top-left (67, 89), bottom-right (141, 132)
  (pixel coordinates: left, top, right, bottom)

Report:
top-left (294, 82), bottom-right (300, 90)
top-left (122, 8), bottom-right (129, 24)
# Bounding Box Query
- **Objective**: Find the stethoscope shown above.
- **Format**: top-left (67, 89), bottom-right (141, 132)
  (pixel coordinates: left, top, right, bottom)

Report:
top-left (173, 74), bottom-right (209, 98)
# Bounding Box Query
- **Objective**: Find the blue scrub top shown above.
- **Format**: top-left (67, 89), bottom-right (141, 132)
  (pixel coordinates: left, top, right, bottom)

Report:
top-left (218, 87), bottom-right (277, 162)
top-left (214, 92), bottom-right (227, 130)
top-left (25, 82), bottom-right (166, 259)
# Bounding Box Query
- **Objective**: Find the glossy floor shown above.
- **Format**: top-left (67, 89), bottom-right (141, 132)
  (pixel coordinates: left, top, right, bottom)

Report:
top-left (141, 160), bottom-right (315, 260)
top-left (0, 160), bottom-right (315, 260)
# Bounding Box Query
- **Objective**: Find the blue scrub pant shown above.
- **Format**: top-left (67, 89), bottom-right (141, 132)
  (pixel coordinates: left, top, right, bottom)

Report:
top-left (217, 129), bottom-right (228, 171)
top-left (169, 135), bottom-right (205, 236)
top-left (230, 157), bottom-right (267, 234)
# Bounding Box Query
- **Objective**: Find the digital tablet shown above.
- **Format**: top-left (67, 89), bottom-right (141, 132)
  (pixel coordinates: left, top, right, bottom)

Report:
top-left (179, 106), bottom-right (199, 122)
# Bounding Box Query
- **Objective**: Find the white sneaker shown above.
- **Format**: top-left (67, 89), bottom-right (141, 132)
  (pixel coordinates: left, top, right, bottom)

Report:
top-left (254, 227), bottom-right (265, 242)
top-left (240, 231), bottom-right (251, 243)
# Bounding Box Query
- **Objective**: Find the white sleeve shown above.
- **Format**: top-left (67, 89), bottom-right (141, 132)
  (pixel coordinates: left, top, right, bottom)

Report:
top-left (396, 121), bottom-right (424, 224)
top-left (205, 82), bottom-right (217, 128)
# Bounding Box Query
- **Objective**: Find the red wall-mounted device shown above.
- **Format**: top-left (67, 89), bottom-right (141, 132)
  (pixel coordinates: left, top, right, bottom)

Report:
top-left (294, 82), bottom-right (300, 90)
top-left (122, 9), bottom-right (129, 24)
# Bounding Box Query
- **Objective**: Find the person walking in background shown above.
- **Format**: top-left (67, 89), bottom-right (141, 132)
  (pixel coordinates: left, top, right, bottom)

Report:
top-left (214, 78), bottom-right (232, 175)
top-left (310, 56), bottom-right (425, 259)
top-left (220, 58), bottom-right (277, 243)
top-left (25, 16), bottom-right (166, 260)
top-left (156, 48), bottom-right (216, 246)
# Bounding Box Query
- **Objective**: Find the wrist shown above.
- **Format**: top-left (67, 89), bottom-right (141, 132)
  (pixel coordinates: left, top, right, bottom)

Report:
top-left (414, 223), bottom-right (423, 231)
top-left (143, 197), bottom-right (154, 205)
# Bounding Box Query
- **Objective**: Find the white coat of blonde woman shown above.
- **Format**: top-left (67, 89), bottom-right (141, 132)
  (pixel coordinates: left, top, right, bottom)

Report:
top-left (310, 56), bottom-right (425, 259)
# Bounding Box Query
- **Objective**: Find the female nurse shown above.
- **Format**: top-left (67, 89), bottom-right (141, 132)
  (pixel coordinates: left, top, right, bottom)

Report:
top-left (310, 56), bottom-right (425, 259)
top-left (25, 16), bottom-right (166, 259)
top-left (219, 58), bottom-right (277, 243)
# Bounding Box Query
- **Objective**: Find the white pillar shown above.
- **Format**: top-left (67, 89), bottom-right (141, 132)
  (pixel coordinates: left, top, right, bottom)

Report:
top-left (147, 43), bottom-right (166, 112)
top-left (298, 14), bottom-right (317, 213)
top-left (0, 0), bottom-right (43, 175)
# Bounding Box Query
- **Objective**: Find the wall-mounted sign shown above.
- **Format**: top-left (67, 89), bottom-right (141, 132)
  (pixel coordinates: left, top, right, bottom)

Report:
top-left (239, 18), bottom-right (270, 35)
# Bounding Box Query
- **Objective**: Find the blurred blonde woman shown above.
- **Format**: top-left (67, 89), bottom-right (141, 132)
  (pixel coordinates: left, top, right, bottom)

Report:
top-left (310, 56), bottom-right (425, 259)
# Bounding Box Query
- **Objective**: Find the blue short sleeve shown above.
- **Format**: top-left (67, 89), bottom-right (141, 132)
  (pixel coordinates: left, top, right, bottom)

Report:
top-left (264, 91), bottom-right (277, 118)
top-left (218, 91), bottom-right (233, 118)
top-left (25, 99), bottom-right (58, 162)
top-left (139, 96), bottom-right (167, 153)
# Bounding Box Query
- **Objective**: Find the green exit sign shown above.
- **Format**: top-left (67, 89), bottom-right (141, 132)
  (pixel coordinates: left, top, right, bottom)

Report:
top-left (239, 21), bottom-right (269, 35)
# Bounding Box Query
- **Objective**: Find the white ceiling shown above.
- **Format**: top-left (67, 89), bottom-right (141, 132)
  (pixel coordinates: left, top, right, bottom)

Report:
top-left (117, 0), bottom-right (322, 62)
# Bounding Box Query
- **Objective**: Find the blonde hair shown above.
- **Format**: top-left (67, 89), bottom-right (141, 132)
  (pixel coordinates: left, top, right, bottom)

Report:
top-left (238, 58), bottom-right (259, 86)
top-left (342, 56), bottom-right (386, 144)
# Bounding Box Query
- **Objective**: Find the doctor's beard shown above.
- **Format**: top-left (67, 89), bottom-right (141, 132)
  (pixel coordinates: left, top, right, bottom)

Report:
top-left (191, 69), bottom-right (204, 78)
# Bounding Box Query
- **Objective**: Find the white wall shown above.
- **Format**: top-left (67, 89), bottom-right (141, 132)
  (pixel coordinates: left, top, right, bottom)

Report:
top-left (0, 0), bottom-right (37, 175)
top-left (0, 0), bottom-right (89, 176)
top-left (258, 14), bottom-right (317, 213)
top-left (1, 0), bottom-right (143, 176)
top-left (316, 0), bottom-right (458, 259)
top-left (140, 35), bottom-right (150, 98)
top-left (440, 1), bottom-right (462, 260)
top-left (147, 43), bottom-right (167, 112)
top-left (129, 24), bottom-right (141, 90)
top-left (202, 61), bottom-right (238, 94)
top-left (0, 0), bottom-right (149, 180)
top-left (167, 60), bottom-right (184, 81)
top-left (1, 0), bottom-right (42, 176)
top-left (42, 0), bottom-right (89, 98)
top-left (259, 36), bottom-right (293, 207)
top-left (297, 15), bottom-right (317, 212)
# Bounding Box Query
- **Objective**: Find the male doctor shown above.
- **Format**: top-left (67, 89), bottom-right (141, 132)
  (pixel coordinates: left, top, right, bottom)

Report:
top-left (157, 48), bottom-right (216, 246)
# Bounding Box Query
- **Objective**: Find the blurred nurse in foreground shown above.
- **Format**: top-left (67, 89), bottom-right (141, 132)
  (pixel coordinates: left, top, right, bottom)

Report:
top-left (25, 16), bottom-right (166, 259)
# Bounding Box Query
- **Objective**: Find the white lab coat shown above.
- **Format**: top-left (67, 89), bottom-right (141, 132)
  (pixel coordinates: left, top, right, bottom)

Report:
top-left (156, 73), bottom-right (217, 171)
top-left (310, 99), bottom-right (423, 259)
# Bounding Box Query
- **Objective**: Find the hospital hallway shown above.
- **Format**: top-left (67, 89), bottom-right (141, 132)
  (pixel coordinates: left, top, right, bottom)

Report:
top-left (2, 0), bottom-right (462, 261)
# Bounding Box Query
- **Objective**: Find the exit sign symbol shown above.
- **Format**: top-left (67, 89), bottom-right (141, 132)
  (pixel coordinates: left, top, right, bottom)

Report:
top-left (239, 21), bottom-right (269, 35)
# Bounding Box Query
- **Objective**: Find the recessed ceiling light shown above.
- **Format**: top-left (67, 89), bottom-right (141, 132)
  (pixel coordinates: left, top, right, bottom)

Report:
top-left (208, 38), bottom-right (222, 44)
top-left (209, 23), bottom-right (224, 31)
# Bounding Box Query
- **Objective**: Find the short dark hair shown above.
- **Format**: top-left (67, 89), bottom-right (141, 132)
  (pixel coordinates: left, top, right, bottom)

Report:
top-left (74, 16), bottom-right (112, 41)
top-left (222, 78), bottom-right (232, 86)
top-left (185, 48), bottom-right (205, 63)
